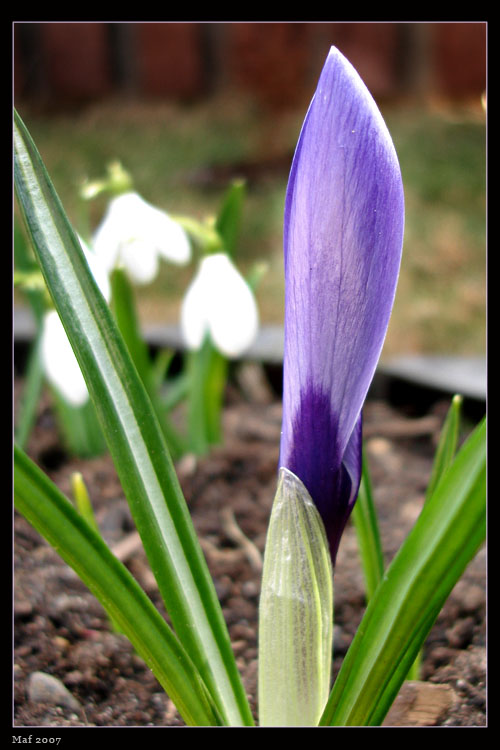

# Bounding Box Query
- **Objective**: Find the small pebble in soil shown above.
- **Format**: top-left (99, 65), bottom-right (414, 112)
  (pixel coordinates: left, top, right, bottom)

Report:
top-left (27, 671), bottom-right (81, 712)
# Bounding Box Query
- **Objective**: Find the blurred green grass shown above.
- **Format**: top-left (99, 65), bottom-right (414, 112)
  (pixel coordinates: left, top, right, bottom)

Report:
top-left (15, 96), bottom-right (486, 357)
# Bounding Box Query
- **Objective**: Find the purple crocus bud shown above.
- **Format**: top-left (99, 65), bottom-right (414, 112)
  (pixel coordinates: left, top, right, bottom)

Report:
top-left (280, 46), bottom-right (404, 564)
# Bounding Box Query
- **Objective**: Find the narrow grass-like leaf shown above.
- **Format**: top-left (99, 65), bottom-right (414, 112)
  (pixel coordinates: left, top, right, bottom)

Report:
top-left (215, 179), bottom-right (246, 258)
top-left (70, 469), bottom-right (126, 634)
top-left (110, 267), bottom-right (153, 386)
top-left (258, 468), bottom-right (333, 727)
top-left (320, 417), bottom-right (486, 726)
top-left (351, 452), bottom-right (384, 602)
top-left (152, 348), bottom-right (176, 396)
top-left (14, 332), bottom-right (44, 449)
top-left (14, 109), bottom-right (253, 727)
top-left (50, 387), bottom-right (107, 457)
top-left (162, 371), bottom-right (190, 412)
top-left (110, 267), bottom-right (186, 460)
top-left (425, 393), bottom-right (462, 502)
top-left (14, 217), bottom-right (46, 323)
top-left (14, 445), bottom-right (222, 727)
top-left (70, 471), bottom-right (100, 534)
top-left (368, 599), bottom-right (443, 725)
top-left (14, 217), bottom-right (46, 448)
top-left (407, 393), bottom-right (463, 680)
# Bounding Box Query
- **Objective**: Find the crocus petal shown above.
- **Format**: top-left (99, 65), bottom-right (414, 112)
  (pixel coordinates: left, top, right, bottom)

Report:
top-left (280, 46), bottom-right (404, 561)
top-left (180, 253), bottom-right (259, 358)
top-left (92, 192), bottom-right (191, 284)
top-left (41, 310), bottom-right (89, 407)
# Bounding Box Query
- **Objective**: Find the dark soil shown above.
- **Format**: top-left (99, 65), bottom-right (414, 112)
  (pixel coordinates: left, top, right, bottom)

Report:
top-left (13, 367), bottom-right (486, 728)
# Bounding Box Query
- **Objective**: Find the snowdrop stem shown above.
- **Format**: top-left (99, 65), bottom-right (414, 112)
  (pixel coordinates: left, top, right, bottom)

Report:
top-left (80, 161), bottom-right (134, 201)
top-left (186, 335), bottom-right (228, 456)
top-left (173, 215), bottom-right (223, 254)
top-left (50, 387), bottom-right (107, 458)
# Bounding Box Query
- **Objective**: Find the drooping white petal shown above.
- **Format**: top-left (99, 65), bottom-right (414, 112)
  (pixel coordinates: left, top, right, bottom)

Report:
top-left (180, 268), bottom-right (213, 351)
top-left (41, 310), bottom-right (89, 407)
top-left (206, 258), bottom-right (259, 357)
top-left (148, 206), bottom-right (192, 266)
top-left (119, 239), bottom-right (159, 285)
top-left (180, 253), bottom-right (259, 358)
top-left (92, 191), bottom-right (191, 284)
top-left (40, 237), bottom-right (110, 407)
top-left (79, 235), bottom-right (111, 302)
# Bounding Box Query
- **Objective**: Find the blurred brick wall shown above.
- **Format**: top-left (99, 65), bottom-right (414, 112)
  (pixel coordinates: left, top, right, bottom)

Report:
top-left (13, 22), bottom-right (487, 110)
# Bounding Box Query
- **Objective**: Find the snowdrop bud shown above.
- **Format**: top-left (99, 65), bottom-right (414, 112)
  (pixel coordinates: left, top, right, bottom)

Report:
top-left (93, 192), bottom-right (191, 285)
top-left (181, 253), bottom-right (259, 358)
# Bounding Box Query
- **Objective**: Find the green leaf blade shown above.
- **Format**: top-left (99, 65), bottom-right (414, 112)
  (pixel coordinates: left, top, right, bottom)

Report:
top-left (352, 453), bottom-right (385, 602)
top-left (14, 332), bottom-right (44, 449)
top-left (110, 267), bottom-right (187, 460)
top-left (14, 445), bottom-right (222, 727)
top-left (425, 393), bottom-right (462, 501)
top-left (320, 417), bottom-right (486, 727)
top-left (14, 109), bottom-right (253, 727)
top-left (215, 179), bottom-right (246, 258)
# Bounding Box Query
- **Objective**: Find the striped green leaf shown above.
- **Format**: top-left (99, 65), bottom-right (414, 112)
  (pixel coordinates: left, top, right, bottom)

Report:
top-left (109, 267), bottom-right (187, 460)
top-left (14, 109), bottom-right (253, 727)
top-left (14, 445), bottom-right (221, 727)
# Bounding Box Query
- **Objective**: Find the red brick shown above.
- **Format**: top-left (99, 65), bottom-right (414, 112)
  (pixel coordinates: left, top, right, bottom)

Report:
top-left (432, 22), bottom-right (486, 98)
top-left (40, 22), bottom-right (112, 102)
top-left (134, 23), bottom-right (204, 99)
top-left (226, 22), bottom-right (314, 108)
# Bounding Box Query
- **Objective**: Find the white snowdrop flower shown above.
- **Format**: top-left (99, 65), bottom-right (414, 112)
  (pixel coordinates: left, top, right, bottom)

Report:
top-left (41, 238), bottom-right (111, 407)
top-left (83, 236), bottom-right (111, 303)
top-left (93, 191), bottom-right (191, 285)
top-left (41, 309), bottom-right (90, 407)
top-left (181, 252), bottom-right (259, 358)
